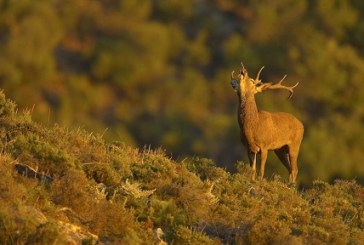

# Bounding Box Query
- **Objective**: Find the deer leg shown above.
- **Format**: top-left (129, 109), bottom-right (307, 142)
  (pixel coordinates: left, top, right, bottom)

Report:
top-left (248, 151), bottom-right (257, 181)
top-left (274, 146), bottom-right (291, 173)
top-left (289, 154), bottom-right (298, 183)
top-left (288, 146), bottom-right (299, 183)
top-left (259, 150), bottom-right (268, 180)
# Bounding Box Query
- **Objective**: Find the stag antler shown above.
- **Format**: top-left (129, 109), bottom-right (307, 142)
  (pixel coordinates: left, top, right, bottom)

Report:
top-left (239, 62), bottom-right (248, 76)
top-left (232, 70), bottom-right (242, 80)
top-left (256, 75), bottom-right (299, 98)
top-left (252, 66), bottom-right (265, 85)
top-left (231, 71), bottom-right (236, 80)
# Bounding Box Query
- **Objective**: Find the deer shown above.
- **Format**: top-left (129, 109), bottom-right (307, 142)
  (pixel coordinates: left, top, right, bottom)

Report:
top-left (230, 63), bottom-right (304, 183)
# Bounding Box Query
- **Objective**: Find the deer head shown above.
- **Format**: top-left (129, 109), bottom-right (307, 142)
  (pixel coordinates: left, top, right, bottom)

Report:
top-left (230, 63), bottom-right (299, 98)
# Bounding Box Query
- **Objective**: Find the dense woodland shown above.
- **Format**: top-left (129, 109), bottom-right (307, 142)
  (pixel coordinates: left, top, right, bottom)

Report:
top-left (1, 0), bottom-right (364, 185)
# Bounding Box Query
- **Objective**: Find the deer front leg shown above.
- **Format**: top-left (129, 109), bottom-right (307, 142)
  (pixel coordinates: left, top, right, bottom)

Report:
top-left (259, 150), bottom-right (268, 180)
top-left (248, 151), bottom-right (257, 180)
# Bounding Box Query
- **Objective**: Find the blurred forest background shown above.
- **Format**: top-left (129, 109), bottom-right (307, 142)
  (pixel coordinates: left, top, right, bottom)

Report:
top-left (1, 0), bottom-right (364, 185)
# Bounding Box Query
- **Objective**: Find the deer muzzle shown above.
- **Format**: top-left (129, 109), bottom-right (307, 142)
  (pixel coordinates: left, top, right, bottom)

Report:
top-left (231, 80), bottom-right (239, 91)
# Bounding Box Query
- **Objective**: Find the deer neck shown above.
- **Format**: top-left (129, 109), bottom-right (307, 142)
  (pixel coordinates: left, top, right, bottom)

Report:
top-left (238, 91), bottom-right (259, 132)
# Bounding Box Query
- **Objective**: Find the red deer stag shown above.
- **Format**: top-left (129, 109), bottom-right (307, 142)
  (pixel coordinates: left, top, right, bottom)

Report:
top-left (230, 64), bottom-right (304, 183)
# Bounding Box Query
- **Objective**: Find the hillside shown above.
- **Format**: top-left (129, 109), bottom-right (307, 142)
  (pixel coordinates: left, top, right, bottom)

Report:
top-left (0, 91), bottom-right (363, 244)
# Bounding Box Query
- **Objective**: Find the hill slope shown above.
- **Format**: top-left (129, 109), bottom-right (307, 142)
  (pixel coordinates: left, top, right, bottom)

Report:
top-left (0, 91), bottom-right (363, 244)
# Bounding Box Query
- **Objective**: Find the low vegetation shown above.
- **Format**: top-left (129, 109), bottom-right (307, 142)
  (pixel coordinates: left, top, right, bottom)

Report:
top-left (0, 91), bottom-right (363, 244)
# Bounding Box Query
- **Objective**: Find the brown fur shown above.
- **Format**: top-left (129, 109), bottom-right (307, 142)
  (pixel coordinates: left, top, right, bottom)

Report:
top-left (231, 66), bottom-right (304, 183)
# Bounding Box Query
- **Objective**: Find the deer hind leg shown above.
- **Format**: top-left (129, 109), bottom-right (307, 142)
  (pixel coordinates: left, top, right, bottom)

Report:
top-left (248, 151), bottom-right (257, 181)
top-left (274, 146), bottom-right (291, 174)
top-left (259, 150), bottom-right (268, 180)
top-left (288, 145), bottom-right (299, 183)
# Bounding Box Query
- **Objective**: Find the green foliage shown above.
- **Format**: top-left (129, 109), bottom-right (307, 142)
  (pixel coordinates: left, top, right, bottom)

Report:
top-left (0, 92), bottom-right (16, 118)
top-left (183, 157), bottom-right (226, 181)
top-left (173, 225), bottom-right (221, 245)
